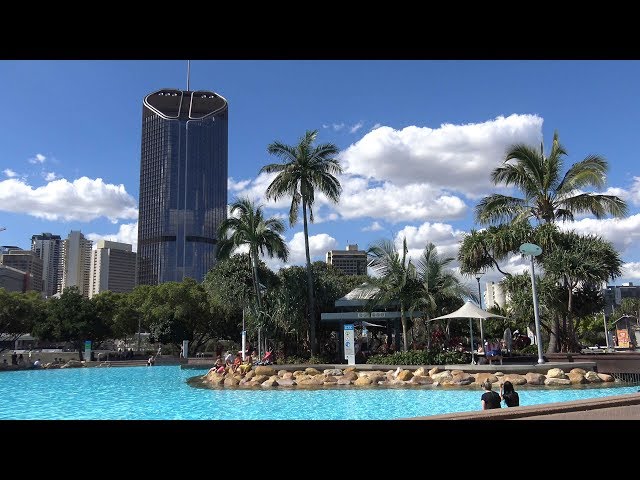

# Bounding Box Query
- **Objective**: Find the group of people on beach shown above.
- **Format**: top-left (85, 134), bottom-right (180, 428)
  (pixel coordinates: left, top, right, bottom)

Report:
top-left (481, 380), bottom-right (520, 409)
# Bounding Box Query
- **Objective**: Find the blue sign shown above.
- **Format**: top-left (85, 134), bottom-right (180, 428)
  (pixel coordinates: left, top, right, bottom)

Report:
top-left (344, 324), bottom-right (354, 330)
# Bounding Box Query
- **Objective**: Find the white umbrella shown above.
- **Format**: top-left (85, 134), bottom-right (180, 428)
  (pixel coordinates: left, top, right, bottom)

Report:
top-left (430, 301), bottom-right (508, 364)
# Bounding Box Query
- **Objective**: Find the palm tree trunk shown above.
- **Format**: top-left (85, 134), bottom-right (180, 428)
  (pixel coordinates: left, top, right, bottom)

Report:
top-left (250, 248), bottom-right (263, 311)
top-left (301, 200), bottom-right (317, 355)
top-left (566, 286), bottom-right (580, 352)
top-left (547, 312), bottom-right (560, 353)
top-left (401, 304), bottom-right (408, 352)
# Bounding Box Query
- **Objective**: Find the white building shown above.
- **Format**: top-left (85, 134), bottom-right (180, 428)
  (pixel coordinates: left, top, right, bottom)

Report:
top-left (60, 231), bottom-right (93, 297)
top-left (31, 233), bottom-right (63, 297)
top-left (89, 240), bottom-right (137, 298)
top-left (485, 281), bottom-right (508, 310)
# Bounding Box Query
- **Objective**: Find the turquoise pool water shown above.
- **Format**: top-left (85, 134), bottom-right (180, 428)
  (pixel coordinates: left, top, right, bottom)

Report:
top-left (0, 366), bottom-right (637, 420)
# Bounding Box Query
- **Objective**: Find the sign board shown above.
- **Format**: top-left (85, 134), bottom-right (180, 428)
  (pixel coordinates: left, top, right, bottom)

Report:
top-left (84, 340), bottom-right (91, 362)
top-left (344, 324), bottom-right (355, 365)
top-left (617, 328), bottom-right (630, 348)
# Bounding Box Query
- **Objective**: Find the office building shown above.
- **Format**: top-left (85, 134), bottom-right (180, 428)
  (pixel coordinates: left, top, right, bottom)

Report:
top-left (60, 230), bottom-right (92, 297)
top-left (136, 88), bottom-right (228, 285)
top-left (0, 248), bottom-right (43, 292)
top-left (0, 265), bottom-right (28, 293)
top-left (90, 240), bottom-right (136, 298)
top-left (326, 244), bottom-right (368, 276)
top-left (603, 282), bottom-right (640, 316)
top-left (31, 233), bottom-right (63, 297)
top-left (485, 281), bottom-right (508, 310)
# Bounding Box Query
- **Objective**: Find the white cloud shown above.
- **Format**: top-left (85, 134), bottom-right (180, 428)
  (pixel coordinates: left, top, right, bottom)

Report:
top-left (558, 214), bottom-right (640, 255)
top-left (228, 177), bottom-right (251, 192)
top-left (43, 172), bottom-right (57, 181)
top-left (371, 123), bottom-right (382, 130)
top-left (287, 231), bottom-right (337, 264)
top-left (362, 221), bottom-right (383, 232)
top-left (340, 114), bottom-right (543, 197)
top-left (87, 222), bottom-right (139, 251)
top-left (0, 176), bottom-right (138, 222)
top-left (261, 231), bottom-right (337, 271)
top-left (350, 122), bottom-right (364, 134)
top-left (336, 177), bottom-right (467, 222)
top-left (3, 169), bottom-right (18, 178)
top-left (332, 123), bottom-right (345, 131)
top-left (28, 153), bottom-right (46, 164)
top-left (629, 177), bottom-right (640, 206)
top-left (622, 262), bottom-right (640, 282)
top-left (394, 222), bottom-right (466, 267)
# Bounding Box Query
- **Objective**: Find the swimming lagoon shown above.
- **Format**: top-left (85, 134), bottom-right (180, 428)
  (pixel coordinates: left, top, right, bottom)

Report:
top-left (1, 366), bottom-right (637, 420)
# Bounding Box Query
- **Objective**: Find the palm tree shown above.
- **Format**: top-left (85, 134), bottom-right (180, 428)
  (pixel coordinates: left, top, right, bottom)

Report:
top-left (260, 130), bottom-right (342, 355)
top-left (411, 242), bottom-right (475, 347)
top-left (216, 197), bottom-right (289, 314)
top-left (367, 238), bottom-right (419, 352)
top-left (475, 131), bottom-right (627, 226)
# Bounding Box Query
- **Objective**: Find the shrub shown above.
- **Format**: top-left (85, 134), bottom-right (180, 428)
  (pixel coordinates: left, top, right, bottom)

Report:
top-left (365, 349), bottom-right (469, 365)
top-left (514, 344), bottom-right (538, 355)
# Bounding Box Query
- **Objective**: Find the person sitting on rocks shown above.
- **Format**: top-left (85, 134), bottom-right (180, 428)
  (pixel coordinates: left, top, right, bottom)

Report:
top-left (214, 357), bottom-right (226, 374)
top-left (231, 353), bottom-right (242, 373)
top-left (239, 354), bottom-right (253, 375)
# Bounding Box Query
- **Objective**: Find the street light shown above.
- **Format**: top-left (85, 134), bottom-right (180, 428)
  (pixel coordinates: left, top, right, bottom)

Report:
top-left (475, 271), bottom-right (484, 346)
top-left (519, 242), bottom-right (545, 364)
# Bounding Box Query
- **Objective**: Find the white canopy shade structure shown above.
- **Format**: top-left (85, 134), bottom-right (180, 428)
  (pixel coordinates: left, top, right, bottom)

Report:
top-left (430, 301), bottom-right (508, 364)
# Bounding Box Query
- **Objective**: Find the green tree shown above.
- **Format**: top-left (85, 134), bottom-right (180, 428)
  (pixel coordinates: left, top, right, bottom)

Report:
top-left (612, 298), bottom-right (640, 322)
top-left (142, 278), bottom-right (214, 352)
top-left (543, 232), bottom-right (622, 351)
top-left (367, 238), bottom-right (420, 352)
top-left (203, 254), bottom-right (278, 346)
top-left (0, 289), bottom-right (45, 353)
top-left (260, 130), bottom-right (343, 355)
top-left (411, 242), bottom-right (474, 346)
top-left (265, 262), bottom-right (367, 357)
top-left (33, 286), bottom-right (107, 359)
top-left (90, 291), bottom-right (121, 347)
top-left (475, 131), bottom-right (627, 225)
top-left (217, 197), bottom-right (288, 316)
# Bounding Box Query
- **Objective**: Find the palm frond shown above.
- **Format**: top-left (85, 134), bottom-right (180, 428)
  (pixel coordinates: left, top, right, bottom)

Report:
top-left (556, 155), bottom-right (608, 194)
top-left (559, 193), bottom-right (628, 219)
top-left (475, 194), bottom-right (529, 225)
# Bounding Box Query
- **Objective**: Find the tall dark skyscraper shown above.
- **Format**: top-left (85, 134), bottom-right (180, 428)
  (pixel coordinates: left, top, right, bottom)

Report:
top-left (136, 88), bottom-right (228, 285)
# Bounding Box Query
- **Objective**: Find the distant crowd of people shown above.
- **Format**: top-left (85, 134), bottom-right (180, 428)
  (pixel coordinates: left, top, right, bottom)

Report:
top-left (206, 346), bottom-right (274, 377)
top-left (2, 351), bottom-right (47, 369)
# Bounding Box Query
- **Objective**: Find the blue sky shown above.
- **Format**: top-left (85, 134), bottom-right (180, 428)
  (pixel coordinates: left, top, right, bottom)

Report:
top-left (1, 60), bottom-right (640, 288)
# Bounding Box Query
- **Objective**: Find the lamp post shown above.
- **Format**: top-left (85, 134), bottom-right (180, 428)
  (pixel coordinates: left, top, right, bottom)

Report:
top-left (137, 317), bottom-right (142, 353)
top-left (241, 307), bottom-right (246, 361)
top-left (519, 243), bottom-right (545, 364)
top-left (475, 271), bottom-right (484, 346)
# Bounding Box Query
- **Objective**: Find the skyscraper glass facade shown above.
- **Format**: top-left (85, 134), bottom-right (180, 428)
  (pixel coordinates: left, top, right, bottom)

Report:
top-left (137, 89), bottom-right (228, 285)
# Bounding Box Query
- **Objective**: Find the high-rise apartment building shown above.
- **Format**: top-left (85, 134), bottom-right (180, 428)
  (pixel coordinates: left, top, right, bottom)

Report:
top-left (0, 248), bottom-right (43, 292)
top-left (136, 88), bottom-right (228, 285)
top-left (60, 230), bottom-right (92, 297)
top-left (326, 244), bottom-right (368, 276)
top-left (31, 233), bottom-right (63, 297)
top-left (485, 281), bottom-right (508, 310)
top-left (89, 240), bottom-right (137, 298)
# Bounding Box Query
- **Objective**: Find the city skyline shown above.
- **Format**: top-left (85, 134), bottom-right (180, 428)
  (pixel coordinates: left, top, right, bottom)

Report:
top-left (2, 60), bottom-right (640, 289)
